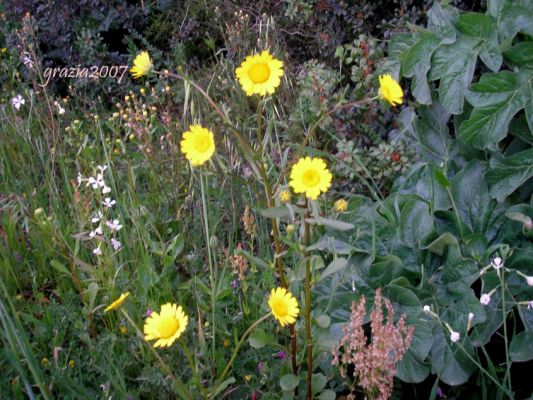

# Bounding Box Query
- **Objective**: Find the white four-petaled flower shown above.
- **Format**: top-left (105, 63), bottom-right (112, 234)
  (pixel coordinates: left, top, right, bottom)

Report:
top-left (22, 54), bottom-right (34, 69)
top-left (11, 95), bottom-right (25, 110)
top-left (103, 197), bottom-right (116, 208)
top-left (106, 219), bottom-right (122, 231)
top-left (111, 238), bottom-right (121, 250)
top-left (491, 257), bottom-right (503, 270)
top-left (91, 211), bottom-right (103, 223)
top-left (89, 226), bottom-right (103, 238)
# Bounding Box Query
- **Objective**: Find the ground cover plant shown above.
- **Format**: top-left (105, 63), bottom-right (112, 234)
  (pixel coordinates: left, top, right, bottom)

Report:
top-left (1, 1), bottom-right (532, 399)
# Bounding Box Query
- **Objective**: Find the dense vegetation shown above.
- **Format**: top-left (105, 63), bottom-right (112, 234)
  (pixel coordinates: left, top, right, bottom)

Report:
top-left (1, 1), bottom-right (532, 399)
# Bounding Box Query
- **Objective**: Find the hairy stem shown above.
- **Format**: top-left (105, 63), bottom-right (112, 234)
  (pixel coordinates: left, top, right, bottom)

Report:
top-left (304, 201), bottom-right (313, 399)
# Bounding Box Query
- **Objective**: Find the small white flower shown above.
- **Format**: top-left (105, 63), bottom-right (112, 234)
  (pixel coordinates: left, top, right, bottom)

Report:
top-left (76, 173), bottom-right (84, 186)
top-left (87, 176), bottom-right (105, 189)
top-left (102, 186), bottom-right (112, 194)
top-left (528, 301), bottom-right (533, 310)
top-left (106, 219), bottom-right (122, 231)
top-left (91, 211), bottom-right (103, 224)
top-left (89, 226), bottom-right (103, 238)
top-left (103, 197), bottom-right (116, 208)
top-left (93, 247), bottom-right (102, 256)
top-left (97, 165), bottom-right (108, 172)
top-left (491, 257), bottom-right (503, 270)
top-left (423, 305), bottom-right (431, 312)
top-left (450, 331), bottom-right (460, 343)
top-left (525, 276), bottom-right (533, 286)
top-left (96, 173), bottom-right (106, 187)
top-left (480, 294), bottom-right (491, 305)
top-left (11, 95), bottom-right (25, 110)
top-left (468, 312), bottom-right (474, 321)
top-left (22, 54), bottom-right (33, 69)
top-left (111, 238), bottom-right (121, 250)
top-left (56, 102), bottom-right (65, 115)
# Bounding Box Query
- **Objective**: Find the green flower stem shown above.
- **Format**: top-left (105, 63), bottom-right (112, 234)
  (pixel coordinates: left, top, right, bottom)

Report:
top-left (120, 309), bottom-right (193, 400)
top-left (211, 313), bottom-right (271, 399)
top-left (199, 172), bottom-right (217, 375)
top-left (160, 69), bottom-right (297, 373)
top-left (257, 98), bottom-right (264, 158)
top-left (255, 95), bottom-right (298, 373)
top-left (304, 201), bottom-right (313, 400)
top-left (499, 268), bottom-right (512, 392)
top-left (431, 313), bottom-right (513, 398)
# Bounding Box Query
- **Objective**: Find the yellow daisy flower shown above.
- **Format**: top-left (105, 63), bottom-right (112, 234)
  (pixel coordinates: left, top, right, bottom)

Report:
top-left (104, 292), bottom-right (130, 313)
top-left (144, 302), bottom-right (188, 348)
top-left (180, 125), bottom-right (216, 167)
top-left (334, 199), bottom-right (348, 212)
top-left (378, 74), bottom-right (403, 106)
top-left (289, 157), bottom-right (332, 200)
top-left (279, 189), bottom-right (291, 203)
top-left (130, 51), bottom-right (153, 79)
top-left (268, 287), bottom-right (299, 327)
top-left (235, 50), bottom-right (284, 96)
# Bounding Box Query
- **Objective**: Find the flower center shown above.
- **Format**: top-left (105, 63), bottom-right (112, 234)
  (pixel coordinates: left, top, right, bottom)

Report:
top-left (158, 316), bottom-right (180, 339)
top-left (195, 135), bottom-right (211, 152)
top-left (272, 300), bottom-right (288, 317)
top-left (302, 169), bottom-right (320, 187)
top-left (248, 63), bottom-right (270, 83)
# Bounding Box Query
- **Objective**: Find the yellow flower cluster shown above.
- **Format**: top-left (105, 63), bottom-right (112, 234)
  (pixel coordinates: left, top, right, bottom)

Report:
top-left (103, 286), bottom-right (300, 349)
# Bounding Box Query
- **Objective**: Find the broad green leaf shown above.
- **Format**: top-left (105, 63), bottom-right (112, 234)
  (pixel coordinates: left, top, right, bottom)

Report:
top-left (396, 351), bottom-right (431, 383)
top-left (315, 314), bottom-right (331, 329)
top-left (429, 327), bottom-right (476, 385)
top-left (509, 332), bottom-right (533, 362)
top-left (486, 148), bottom-right (533, 202)
top-left (450, 161), bottom-right (492, 234)
top-left (429, 33), bottom-right (480, 114)
top-left (367, 256), bottom-right (404, 288)
top-left (394, 164), bottom-right (451, 211)
top-left (384, 285), bottom-right (421, 316)
top-left (259, 206), bottom-right (291, 218)
top-left (455, 12), bottom-right (501, 71)
top-left (399, 200), bottom-right (434, 249)
top-left (412, 105), bottom-right (456, 166)
top-left (503, 42), bottom-right (533, 68)
top-left (249, 329), bottom-right (277, 349)
top-left (496, 0), bottom-right (533, 42)
top-left (50, 259), bottom-right (70, 276)
top-left (279, 374), bottom-right (299, 391)
top-left (460, 70), bottom-right (532, 150)
top-left (510, 114), bottom-right (533, 145)
top-left (311, 373), bottom-right (327, 395)
top-left (422, 233), bottom-right (459, 256)
top-left (456, 13), bottom-right (494, 38)
top-left (317, 390), bottom-right (336, 400)
top-left (319, 258), bottom-right (348, 281)
top-left (389, 32), bottom-right (440, 105)
top-left (88, 282), bottom-right (99, 310)
top-left (306, 217), bottom-right (354, 231)
top-left (427, 2), bottom-right (458, 42)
